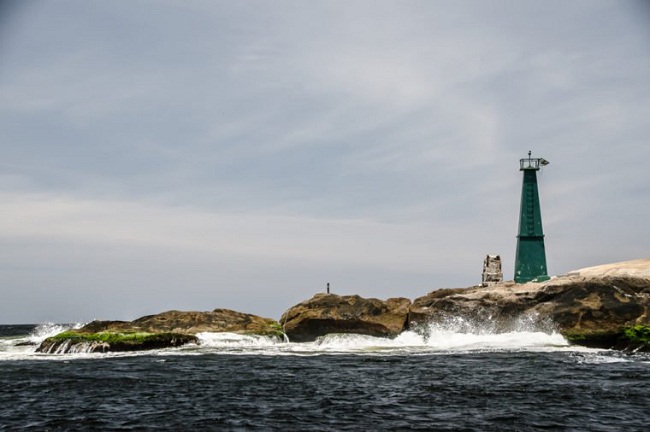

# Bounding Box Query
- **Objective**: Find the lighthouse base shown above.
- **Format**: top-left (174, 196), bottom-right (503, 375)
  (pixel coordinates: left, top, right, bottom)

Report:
top-left (514, 236), bottom-right (548, 283)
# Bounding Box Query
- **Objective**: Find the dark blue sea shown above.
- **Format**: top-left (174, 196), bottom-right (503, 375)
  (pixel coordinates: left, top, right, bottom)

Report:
top-left (1, 323), bottom-right (649, 431)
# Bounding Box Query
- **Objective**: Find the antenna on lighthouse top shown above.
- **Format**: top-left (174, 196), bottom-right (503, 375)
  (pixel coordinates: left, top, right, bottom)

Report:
top-left (520, 150), bottom-right (549, 171)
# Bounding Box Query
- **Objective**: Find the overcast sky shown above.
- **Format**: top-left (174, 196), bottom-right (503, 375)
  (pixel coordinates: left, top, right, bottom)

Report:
top-left (1, 1), bottom-right (649, 324)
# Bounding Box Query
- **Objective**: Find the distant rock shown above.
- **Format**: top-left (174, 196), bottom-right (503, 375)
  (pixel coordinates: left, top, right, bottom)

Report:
top-left (37, 309), bottom-right (281, 354)
top-left (280, 294), bottom-right (411, 342)
top-left (410, 259), bottom-right (650, 351)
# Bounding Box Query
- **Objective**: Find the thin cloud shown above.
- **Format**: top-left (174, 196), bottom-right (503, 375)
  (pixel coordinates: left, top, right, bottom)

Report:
top-left (0, 1), bottom-right (648, 323)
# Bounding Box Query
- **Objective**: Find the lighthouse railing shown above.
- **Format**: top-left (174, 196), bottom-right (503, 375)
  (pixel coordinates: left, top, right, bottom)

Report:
top-left (520, 157), bottom-right (541, 170)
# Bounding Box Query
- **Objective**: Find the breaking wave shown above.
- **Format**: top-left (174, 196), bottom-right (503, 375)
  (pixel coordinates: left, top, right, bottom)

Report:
top-left (0, 317), bottom-right (600, 361)
top-left (191, 316), bottom-right (573, 356)
top-left (27, 322), bottom-right (85, 344)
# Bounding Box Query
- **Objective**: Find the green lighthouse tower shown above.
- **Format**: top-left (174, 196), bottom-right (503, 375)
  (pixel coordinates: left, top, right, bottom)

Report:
top-left (514, 151), bottom-right (550, 283)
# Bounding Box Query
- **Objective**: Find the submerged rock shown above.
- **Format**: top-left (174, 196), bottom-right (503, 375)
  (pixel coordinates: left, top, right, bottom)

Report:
top-left (37, 308), bottom-right (281, 354)
top-left (410, 259), bottom-right (650, 351)
top-left (280, 294), bottom-right (411, 342)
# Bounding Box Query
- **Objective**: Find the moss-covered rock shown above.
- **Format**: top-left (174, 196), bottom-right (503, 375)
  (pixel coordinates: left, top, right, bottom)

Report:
top-left (623, 325), bottom-right (650, 343)
top-left (562, 330), bottom-right (621, 349)
top-left (561, 326), bottom-right (650, 352)
top-left (37, 331), bottom-right (198, 354)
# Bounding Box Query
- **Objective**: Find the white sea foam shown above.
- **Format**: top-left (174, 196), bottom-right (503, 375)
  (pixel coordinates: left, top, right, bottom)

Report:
top-left (0, 322), bottom-right (86, 361)
top-left (0, 320), bottom-right (622, 360)
top-left (412, 317), bottom-right (572, 353)
top-left (293, 327), bottom-right (570, 355)
top-left (189, 321), bottom-right (573, 356)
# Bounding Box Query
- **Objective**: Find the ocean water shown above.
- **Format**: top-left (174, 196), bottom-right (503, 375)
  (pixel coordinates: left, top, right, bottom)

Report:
top-left (1, 323), bottom-right (649, 431)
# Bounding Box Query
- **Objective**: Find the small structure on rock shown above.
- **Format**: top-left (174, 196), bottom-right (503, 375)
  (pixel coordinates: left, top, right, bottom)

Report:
top-left (481, 255), bottom-right (503, 286)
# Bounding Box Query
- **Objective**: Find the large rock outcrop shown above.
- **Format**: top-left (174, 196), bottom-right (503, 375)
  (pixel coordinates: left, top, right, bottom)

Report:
top-left (37, 309), bottom-right (281, 354)
top-left (410, 259), bottom-right (650, 350)
top-left (280, 294), bottom-right (411, 342)
top-left (79, 308), bottom-right (281, 336)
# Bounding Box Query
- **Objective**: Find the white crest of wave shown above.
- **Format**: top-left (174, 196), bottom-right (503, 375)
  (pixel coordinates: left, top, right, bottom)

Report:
top-left (409, 315), bottom-right (570, 352)
top-left (296, 316), bottom-right (570, 354)
top-left (196, 332), bottom-right (284, 348)
top-left (0, 322), bottom-right (86, 361)
top-left (421, 329), bottom-right (568, 351)
top-left (312, 333), bottom-right (406, 350)
top-left (28, 322), bottom-right (84, 344)
top-left (305, 330), bottom-right (567, 353)
top-left (189, 316), bottom-right (571, 355)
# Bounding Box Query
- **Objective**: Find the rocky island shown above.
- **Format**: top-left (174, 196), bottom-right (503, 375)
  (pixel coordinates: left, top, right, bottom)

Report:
top-left (37, 258), bottom-right (650, 353)
top-left (37, 308), bottom-right (283, 354)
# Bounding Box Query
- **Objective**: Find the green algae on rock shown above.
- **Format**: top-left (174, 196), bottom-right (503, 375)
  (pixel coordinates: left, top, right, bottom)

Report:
top-left (563, 326), bottom-right (650, 352)
top-left (37, 331), bottom-right (198, 354)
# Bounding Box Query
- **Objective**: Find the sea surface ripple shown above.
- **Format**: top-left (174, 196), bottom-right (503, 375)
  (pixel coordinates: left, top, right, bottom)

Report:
top-left (1, 324), bottom-right (649, 431)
